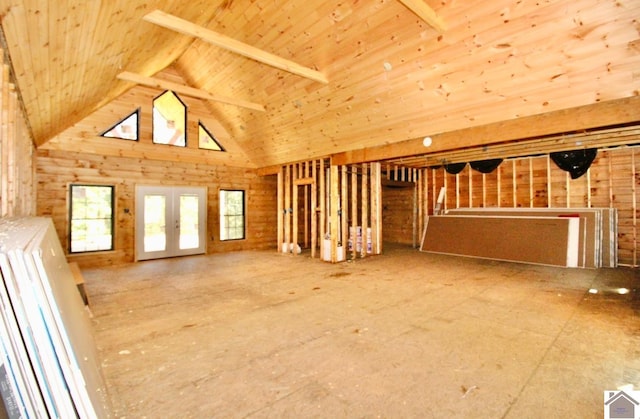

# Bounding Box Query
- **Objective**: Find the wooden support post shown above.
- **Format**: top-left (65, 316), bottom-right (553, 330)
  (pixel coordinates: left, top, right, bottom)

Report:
top-left (311, 159), bottom-right (317, 259)
top-left (468, 167), bottom-right (473, 208)
top-left (455, 172), bottom-right (460, 209)
top-left (497, 164), bottom-right (502, 207)
top-left (277, 167), bottom-right (283, 252)
top-left (372, 162), bottom-right (383, 255)
top-left (482, 173), bottom-right (487, 208)
top-left (413, 169), bottom-right (418, 248)
top-left (304, 162), bottom-right (309, 249)
top-left (319, 161), bottom-right (326, 260)
top-left (546, 156), bottom-right (552, 208)
top-left (361, 163), bottom-right (369, 258)
top-left (512, 160), bottom-right (517, 208)
top-left (284, 165), bottom-right (291, 252)
top-left (341, 165), bottom-right (348, 260)
top-left (330, 164), bottom-right (340, 263)
top-left (351, 165), bottom-right (358, 260)
top-left (292, 164), bottom-right (299, 255)
top-left (529, 158), bottom-right (534, 208)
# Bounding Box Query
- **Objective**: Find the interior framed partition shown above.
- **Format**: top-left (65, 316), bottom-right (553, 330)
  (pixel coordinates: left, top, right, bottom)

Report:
top-left (413, 145), bottom-right (640, 267)
top-left (276, 159), bottom-right (383, 263)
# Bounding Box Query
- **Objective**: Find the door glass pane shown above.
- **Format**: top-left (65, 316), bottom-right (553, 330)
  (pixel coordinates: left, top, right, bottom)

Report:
top-left (179, 194), bottom-right (199, 250)
top-left (144, 195), bottom-right (166, 252)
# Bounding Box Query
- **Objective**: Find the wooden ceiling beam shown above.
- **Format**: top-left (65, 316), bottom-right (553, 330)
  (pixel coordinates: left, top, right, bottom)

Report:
top-left (331, 96), bottom-right (640, 166)
top-left (117, 71), bottom-right (265, 112)
top-left (397, 0), bottom-right (446, 32)
top-left (143, 10), bottom-right (328, 85)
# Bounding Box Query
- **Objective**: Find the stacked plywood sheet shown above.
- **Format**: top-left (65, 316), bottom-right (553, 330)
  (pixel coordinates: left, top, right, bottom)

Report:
top-left (421, 208), bottom-right (617, 268)
top-left (0, 217), bottom-right (111, 418)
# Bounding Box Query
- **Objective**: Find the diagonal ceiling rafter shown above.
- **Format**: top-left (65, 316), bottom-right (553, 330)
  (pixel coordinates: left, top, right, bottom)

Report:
top-left (397, 0), bottom-right (446, 32)
top-left (143, 9), bottom-right (329, 85)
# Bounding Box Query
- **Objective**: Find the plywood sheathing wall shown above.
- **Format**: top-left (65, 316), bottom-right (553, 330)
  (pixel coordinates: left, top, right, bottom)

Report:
top-left (36, 149), bottom-right (277, 268)
top-left (0, 48), bottom-right (36, 217)
top-left (405, 146), bottom-right (639, 267)
top-left (277, 160), bottom-right (383, 262)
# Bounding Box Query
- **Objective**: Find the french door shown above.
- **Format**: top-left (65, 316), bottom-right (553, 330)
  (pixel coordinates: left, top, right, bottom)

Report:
top-left (135, 185), bottom-right (207, 261)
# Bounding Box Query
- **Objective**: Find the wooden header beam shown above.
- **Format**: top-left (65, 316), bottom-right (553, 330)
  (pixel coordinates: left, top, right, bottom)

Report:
top-left (397, 0), bottom-right (446, 32)
top-left (144, 10), bottom-right (328, 84)
top-left (117, 71), bottom-right (265, 112)
top-left (331, 96), bottom-right (640, 166)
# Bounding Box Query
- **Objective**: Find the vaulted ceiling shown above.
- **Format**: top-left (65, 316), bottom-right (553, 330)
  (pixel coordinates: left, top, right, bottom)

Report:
top-left (1, 0), bottom-right (639, 169)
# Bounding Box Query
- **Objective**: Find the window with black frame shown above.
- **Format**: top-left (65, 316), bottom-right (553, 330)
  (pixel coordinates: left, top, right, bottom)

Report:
top-left (69, 185), bottom-right (115, 253)
top-left (219, 190), bottom-right (245, 241)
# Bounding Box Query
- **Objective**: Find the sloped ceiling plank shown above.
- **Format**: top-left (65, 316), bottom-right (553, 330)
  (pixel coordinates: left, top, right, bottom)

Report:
top-left (117, 71), bottom-right (265, 112)
top-left (397, 0), bottom-right (446, 32)
top-left (143, 9), bottom-right (329, 84)
top-left (0, 0), bottom-right (220, 147)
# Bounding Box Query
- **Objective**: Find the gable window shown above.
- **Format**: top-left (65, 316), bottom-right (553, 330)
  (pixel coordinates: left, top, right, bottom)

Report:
top-left (100, 109), bottom-right (139, 141)
top-left (199, 121), bottom-right (224, 151)
top-left (153, 91), bottom-right (186, 146)
top-left (69, 185), bottom-right (115, 253)
top-left (219, 190), bottom-right (245, 240)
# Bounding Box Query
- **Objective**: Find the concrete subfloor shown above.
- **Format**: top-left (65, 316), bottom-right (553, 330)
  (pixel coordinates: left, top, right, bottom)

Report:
top-left (83, 244), bottom-right (639, 418)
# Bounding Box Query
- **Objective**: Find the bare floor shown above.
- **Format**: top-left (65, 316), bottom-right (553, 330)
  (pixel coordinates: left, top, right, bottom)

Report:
top-left (82, 245), bottom-right (639, 418)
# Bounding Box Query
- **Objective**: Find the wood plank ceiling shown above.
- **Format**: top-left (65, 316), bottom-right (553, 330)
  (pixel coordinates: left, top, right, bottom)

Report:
top-left (0, 0), bottom-right (639, 169)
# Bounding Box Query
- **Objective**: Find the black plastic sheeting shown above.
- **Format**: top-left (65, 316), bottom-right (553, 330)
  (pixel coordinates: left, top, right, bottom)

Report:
top-left (470, 158), bottom-right (503, 174)
top-left (550, 148), bottom-right (598, 179)
top-left (444, 162), bottom-right (467, 174)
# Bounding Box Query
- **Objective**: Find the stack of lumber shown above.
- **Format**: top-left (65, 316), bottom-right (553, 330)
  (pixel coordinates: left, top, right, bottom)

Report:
top-left (0, 217), bottom-right (111, 418)
top-left (421, 208), bottom-right (617, 268)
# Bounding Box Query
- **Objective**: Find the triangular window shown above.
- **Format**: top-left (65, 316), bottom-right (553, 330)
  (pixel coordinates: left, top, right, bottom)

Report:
top-left (199, 121), bottom-right (225, 151)
top-left (100, 109), bottom-right (139, 141)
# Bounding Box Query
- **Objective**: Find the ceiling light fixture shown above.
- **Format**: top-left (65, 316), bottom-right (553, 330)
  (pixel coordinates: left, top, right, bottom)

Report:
top-left (423, 136), bottom-right (433, 147)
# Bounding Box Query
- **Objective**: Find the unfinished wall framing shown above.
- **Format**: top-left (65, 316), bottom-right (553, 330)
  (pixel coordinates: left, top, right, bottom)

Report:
top-left (276, 160), bottom-right (383, 262)
top-left (411, 146), bottom-right (640, 267)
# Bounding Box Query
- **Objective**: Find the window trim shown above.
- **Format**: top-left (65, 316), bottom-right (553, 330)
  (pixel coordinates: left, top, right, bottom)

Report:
top-left (68, 184), bottom-right (115, 254)
top-left (219, 189), bottom-right (245, 241)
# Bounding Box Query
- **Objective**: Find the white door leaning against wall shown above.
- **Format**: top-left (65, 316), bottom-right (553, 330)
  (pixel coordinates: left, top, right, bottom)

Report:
top-left (135, 185), bottom-right (207, 261)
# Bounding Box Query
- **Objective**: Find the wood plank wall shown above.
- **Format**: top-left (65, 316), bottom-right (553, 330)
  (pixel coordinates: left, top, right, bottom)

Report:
top-left (394, 146), bottom-right (640, 267)
top-left (36, 149), bottom-right (277, 268)
top-left (381, 166), bottom-right (422, 247)
top-left (0, 48), bottom-right (36, 217)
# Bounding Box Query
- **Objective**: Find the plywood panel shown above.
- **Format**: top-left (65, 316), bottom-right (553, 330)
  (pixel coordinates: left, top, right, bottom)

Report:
top-left (447, 208), bottom-right (604, 268)
top-left (421, 215), bottom-right (579, 267)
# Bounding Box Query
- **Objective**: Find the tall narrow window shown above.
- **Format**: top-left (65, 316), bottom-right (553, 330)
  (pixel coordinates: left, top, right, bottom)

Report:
top-left (219, 190), bottom-right (245, 240)
top-left (69, 185), bottom-right (114, 253)
top-left (153, 91), bottom-right (186, 146)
